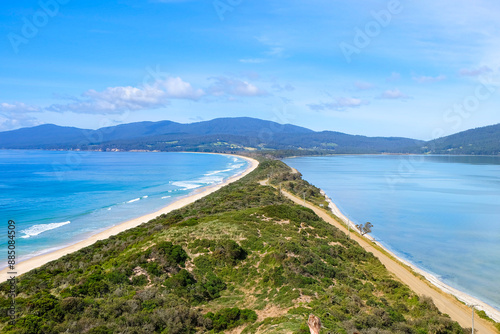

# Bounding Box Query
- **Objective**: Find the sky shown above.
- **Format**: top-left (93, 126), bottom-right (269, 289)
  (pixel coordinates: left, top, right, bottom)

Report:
top-left (1, 0), bottom-right (500, 140)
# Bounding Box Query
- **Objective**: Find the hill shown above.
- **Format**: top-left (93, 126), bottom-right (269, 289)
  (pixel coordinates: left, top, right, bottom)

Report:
top-left (2, 118), bottom-right (499, 155)
top-left (0, 118), bottom-right (311, 149)
top-left (0, 161), bottom-right (470, 333)
top-left (424, 123), bottom-right (500, 155)
top-left (0, 117), bottom-right (422, 154)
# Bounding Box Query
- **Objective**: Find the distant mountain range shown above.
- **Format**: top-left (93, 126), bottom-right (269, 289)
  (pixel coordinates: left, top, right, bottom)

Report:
top-left (0, 117), bottom-right (498, 155)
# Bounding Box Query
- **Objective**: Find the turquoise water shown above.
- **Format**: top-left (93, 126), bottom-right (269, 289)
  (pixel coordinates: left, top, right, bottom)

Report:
top-left (0, 151), bottom-right (248, 266)
top-left (283, 155), bottom-right (500, 311)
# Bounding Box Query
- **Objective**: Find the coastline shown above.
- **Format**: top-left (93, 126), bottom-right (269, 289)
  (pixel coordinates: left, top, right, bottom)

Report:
top-left (0, 154), bottom-right (259, 283)
top-left (321, 190), bottom-right (500, 323)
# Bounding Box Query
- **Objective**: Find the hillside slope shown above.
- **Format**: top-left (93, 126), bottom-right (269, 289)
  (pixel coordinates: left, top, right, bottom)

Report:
top-left (0, 161), bottom-right (471, 333)
top-left (424, 123), bottom-right (500, 155)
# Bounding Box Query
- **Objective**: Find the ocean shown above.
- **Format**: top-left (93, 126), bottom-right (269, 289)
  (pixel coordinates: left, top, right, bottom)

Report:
top-left (0, 150), bottom-right (249, 267)
top-left (283, 155), bottom-right (500, 312)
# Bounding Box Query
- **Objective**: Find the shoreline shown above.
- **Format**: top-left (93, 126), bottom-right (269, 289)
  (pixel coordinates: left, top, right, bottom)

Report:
top-left (0, 154), bottom-right (259, 283)
top-left (321, 190), bottom-right (500, 323)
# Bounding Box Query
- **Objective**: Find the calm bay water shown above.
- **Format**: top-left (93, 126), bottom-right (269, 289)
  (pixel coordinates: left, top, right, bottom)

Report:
top-left (284, 155), bottom-right (500, 311)
top-left (0, 150), bottom-right (248, 266)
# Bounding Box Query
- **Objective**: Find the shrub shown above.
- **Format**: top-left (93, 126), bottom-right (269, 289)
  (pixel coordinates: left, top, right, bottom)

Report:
top-left (61, 297), bottom-right (85, 313)
top-left (206, 308), bottom-right (257, 332)
top-left (155, 241), bottom-right (189, 266)
top-left (212, 240), bottom-right (247, 265)
top-left (88, 326), bottom-right (113, 334)
top-left (28, 292), bottom-right (58, 316)
top-left (15, 315), bottom-right (44, 334)
top-left (165, 269), bottom-right (196, 289)
top-left (131, 275), bottom-right (148, 286)
top-left (106, 271), bottom-right (129, 284)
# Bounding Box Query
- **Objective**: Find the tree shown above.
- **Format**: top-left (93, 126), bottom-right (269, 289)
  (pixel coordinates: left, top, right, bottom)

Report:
top-left (356, 222), bottom-right (373, 236)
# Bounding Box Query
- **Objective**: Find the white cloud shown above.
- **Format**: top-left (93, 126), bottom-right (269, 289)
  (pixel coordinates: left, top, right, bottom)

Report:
top-left (308, 97), bottom-right (369, 111)
top-left (0, 102), bottom-right (43, 131)
top-left (158, 77), bottom-right (205, 99)
top-left (412, 74), bottom-right (446, 83)
top-left (0, 114), bottom-right (42, 131)
top-left (379, 89), bottom-right (410, 100)
top-left (459, 66), bottom-right (493, 77)
top-left (47, 77), bottom-right (204, 114)
top-left (208, 76), bottom-right (269, 97)
top-left (0, 102), bottom-right (41, 113)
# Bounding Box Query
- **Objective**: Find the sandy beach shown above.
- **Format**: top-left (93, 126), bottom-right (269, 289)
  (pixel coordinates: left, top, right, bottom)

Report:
top-left (0, 154), bottom-right (258, 283)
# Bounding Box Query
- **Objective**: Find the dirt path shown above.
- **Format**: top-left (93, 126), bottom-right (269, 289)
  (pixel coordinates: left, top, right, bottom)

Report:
top-left (262, 179), bottom-right (496, 333)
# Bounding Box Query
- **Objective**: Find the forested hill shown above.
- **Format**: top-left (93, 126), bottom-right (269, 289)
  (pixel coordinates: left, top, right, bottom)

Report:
top-left (424, 123), bottom-right (500, 155)
top-left (0, 117), bottom-right (422, 154)
top-left (0, 160), bottom-right (470, 333)
top-left (1, 118), bottom-right (499, 155)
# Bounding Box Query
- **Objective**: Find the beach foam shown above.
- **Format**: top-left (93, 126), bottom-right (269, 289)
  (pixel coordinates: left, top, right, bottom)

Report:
top-left (172, 175), bottom-right (225, 191)
top-left (229, 163), bottom-right (244, 169)
top-left (127, 198), bottom-right (141, 203)
top-left (204, 168), bottom-right (233, 176)
top-left (21, 221), bottom-right (71, 239)
top-left (172, 181), bottom-right (202, 190)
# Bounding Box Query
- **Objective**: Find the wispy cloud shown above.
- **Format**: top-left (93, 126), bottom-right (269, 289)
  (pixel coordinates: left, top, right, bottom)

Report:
top-left (378, 88), bottom-right (410, 100)
top-left (412, 74), bottom-right (446, 83)
top-left (272, 83), bottom-right (295, 92)
top-left (256, 36), bottom-right (287, 58)
top-left (459, 66), bottom-right (493, 77)
top-left (308, 97), bottom-right (369, 112)
top-left (239, 58), bottom-right (267, 64)
top-left (207, 76), bottom-right (269, 97)
top-left (0, 102), bottom-right (41, 113)
top-left (386, 72), bottom-right (401, 82)
top-left (265, 47), bottom-right (285, 57)
top-left (354, 81), bottom-right (374, 90)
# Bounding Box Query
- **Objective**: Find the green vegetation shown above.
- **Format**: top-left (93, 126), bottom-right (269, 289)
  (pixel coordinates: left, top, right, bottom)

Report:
top-left (0, 160), bottom-right (477, 333)
top-left (476, 309), bottom-right (500, 332)
top-left (206, 308), bottom-right (257, 332)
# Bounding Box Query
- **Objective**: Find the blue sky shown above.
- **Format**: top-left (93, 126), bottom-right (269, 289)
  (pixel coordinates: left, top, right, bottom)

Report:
top-left (1, 0), bottom-right (499, 139)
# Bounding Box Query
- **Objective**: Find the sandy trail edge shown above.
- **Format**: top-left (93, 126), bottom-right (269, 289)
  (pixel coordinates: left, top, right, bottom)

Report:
top-left (0, 154), bottom-right (258, 284)
top-left (261, 179), bottom-right (497, 333)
